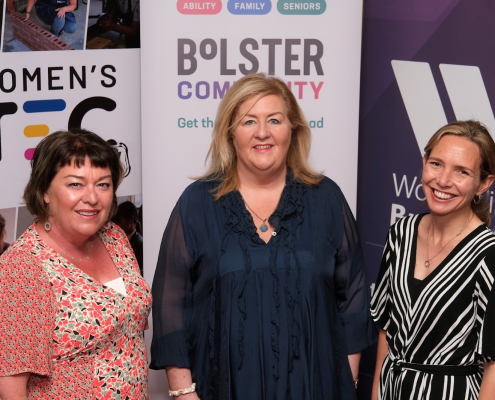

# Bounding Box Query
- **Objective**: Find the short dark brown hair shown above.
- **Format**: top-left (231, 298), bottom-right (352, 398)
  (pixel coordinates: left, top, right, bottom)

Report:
top-left (23, 129), bottom-right (124, 221)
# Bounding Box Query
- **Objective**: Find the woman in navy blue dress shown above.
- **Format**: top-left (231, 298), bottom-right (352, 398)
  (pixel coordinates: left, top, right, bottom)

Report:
top-left (150, 73), bottom-right (376, 400)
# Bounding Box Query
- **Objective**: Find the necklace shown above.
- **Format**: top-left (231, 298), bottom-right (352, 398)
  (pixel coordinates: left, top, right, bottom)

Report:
top-left (48, 234), bottom-right (93, 262)
top-left (242, 184), bottom-right (285, 233)
top-left (425, 213), bottom-right (474, 268)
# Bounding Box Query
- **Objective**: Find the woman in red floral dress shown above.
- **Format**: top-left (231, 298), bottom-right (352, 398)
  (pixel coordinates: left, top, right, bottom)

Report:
top-left (0, 129), bottom-right (151, 399)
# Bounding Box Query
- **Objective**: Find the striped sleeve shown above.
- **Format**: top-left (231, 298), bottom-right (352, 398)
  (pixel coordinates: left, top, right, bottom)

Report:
top-left (370, 225), bottom-right (397, 330)
top-left (476, 250), bottom-right (495, 361)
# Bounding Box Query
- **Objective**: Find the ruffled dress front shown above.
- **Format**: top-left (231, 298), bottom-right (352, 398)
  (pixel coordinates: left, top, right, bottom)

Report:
top-left (150, 174), bottom-right (376, 400)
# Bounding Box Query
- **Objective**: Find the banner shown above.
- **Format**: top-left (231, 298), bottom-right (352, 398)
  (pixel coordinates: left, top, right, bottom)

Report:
top-left (357, 0), bottom-right (495, 394)
top-left (141, 0), bottom-right (364, 397)
top-left (0, 49), bottom-right (142, 241)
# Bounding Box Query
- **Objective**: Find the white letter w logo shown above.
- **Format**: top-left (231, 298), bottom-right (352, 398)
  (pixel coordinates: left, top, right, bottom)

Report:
top-left (392, 60), bottom-right (495, 155)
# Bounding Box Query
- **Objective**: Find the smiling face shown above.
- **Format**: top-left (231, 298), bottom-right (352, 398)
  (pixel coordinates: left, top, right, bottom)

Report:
top-left (422, 135), bottom-right (493, 218)
top-left (43, 156), bottom-right (114, 243)
top-left (232, 94), bottom-right (292, 181)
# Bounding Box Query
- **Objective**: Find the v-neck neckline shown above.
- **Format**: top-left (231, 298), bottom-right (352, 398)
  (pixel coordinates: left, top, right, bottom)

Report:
top-left (408, 213), bottom-right (485, 303)
top-left (32, 222), bottom-right (125, 293)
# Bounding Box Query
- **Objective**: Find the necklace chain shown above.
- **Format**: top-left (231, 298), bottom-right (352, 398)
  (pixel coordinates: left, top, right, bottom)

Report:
top-left (47, 233), bottom-right (93, 262)
top-left (242, 184), bottom-right (286, 233)
top-left (425, 213), bottom-right (474, 268)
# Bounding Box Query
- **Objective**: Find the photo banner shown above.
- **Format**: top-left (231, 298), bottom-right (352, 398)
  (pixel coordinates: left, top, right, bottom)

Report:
top-left (141, 0), bottom-right (364, 397)
top-left (0, 49), bottom-right (142, 242)
top-left (357, 0), bottom-right (495, 387)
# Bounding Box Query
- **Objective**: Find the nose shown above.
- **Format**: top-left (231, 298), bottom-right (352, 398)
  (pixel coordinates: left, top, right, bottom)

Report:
top-left (82, 185), bottom-right (98, 204)
top-left (255, 121), bottom-right (270, 139)
top-left (437, 168), bottom-right (453, 187)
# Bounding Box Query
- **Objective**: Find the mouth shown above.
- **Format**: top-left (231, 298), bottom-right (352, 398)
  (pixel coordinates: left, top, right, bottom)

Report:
top-left (76, 211), bottom-right (99, 216)
top-left (253, 144), bottom-right (273, 150)
top-left (433, 189), bottom-right (454, 200)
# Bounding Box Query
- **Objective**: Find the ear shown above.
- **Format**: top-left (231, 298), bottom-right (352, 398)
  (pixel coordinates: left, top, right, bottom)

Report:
top-left (477, 174), bottom-right (495, 196)
top-left (43, 192), bottom-right (50, 205)
top-left (422, 155), bottom-right (427, 167)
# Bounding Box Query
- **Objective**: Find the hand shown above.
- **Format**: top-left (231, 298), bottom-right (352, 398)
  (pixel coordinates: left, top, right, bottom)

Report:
top-left (55, 7), bottom-right (66, 18)
top-left (24, 12), bottom-right (30, 21)
top-left (175, 393), bottom-right (200, 400)
top-left (98, 16), bottom-right (113, 31)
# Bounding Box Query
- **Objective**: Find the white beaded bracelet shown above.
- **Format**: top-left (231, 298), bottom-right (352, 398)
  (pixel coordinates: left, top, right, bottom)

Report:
top-left (169, 382), bottom-right (196, 397)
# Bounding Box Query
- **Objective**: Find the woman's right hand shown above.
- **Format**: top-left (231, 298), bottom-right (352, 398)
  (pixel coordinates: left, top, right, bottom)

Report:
top-left (24, 12), bottom-right (30, 21)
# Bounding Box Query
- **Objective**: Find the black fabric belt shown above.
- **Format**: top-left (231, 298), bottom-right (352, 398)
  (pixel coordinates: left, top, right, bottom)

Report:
top-left (392, 359), bottom-right (479, 376)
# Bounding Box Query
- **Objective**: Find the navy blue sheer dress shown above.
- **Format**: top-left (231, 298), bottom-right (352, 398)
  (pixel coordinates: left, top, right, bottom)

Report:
top-left (150, 173), bottom-right (376, 400)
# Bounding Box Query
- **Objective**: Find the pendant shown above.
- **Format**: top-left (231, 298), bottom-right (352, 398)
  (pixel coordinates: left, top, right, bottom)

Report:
top-left (424, 260), bottom-right (430, 268)
top-left (260, 224), bottom-right (268, 232)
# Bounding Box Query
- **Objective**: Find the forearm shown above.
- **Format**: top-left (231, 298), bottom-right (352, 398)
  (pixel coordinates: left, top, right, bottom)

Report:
top-left (0, 373), bottom-right (30, 400)
top-left (26, 0), bottom-right (35, 13)
top-left (479, 361), bottom-right (495, 400)
top-left (166, 367), bottom-right (199, 399)
top-left (371, 329), bottom-right (388, 400)
top-left (347, 352), bottom-right (361, 381)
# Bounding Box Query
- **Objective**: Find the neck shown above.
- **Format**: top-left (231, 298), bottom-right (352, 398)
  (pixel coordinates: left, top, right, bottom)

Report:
top-left (429, 209), bottom-right (474, 235)
top-left (237, 165), bottom-right (287, 192)
top-left (43, 219), bottom-right (95, 250)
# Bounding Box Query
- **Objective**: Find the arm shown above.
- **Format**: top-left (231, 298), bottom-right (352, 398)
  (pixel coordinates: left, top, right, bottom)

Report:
top-left (101, 19), bottom-right (139, 36)
top-left (0, 373), bottom-right (30, 400)
top-left (24, 0), bottom-right (35, 20)
top-left (371, 329), bottom-right (388, 400)
top-left (166, 367), bottom-right (200, 400)
top-left (56, 0), bottom-right (76, 18)
top-left (479, 361), bottom-right (495, 400)
top-left (348, 352), bottom-right (361, 383)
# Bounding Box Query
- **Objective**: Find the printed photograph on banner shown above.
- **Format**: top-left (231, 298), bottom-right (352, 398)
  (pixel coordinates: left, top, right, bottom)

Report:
top-left (2, 0), bottom-right (87, 51)
top-left (86, 0), bottom-right (139, 49)
top-left (0, 207), bottom-right (15, 256)
top-left (0, 0), bottom-right (4, 46)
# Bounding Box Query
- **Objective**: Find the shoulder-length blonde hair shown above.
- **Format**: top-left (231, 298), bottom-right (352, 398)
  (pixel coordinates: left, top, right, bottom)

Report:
top-left (199, 73), bottom-right (322, 199)
top-left (424, 120), bottom-right (495, 225)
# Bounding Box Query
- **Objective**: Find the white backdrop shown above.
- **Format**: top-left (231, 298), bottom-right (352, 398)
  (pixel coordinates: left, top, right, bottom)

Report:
top-left (141, 1), bottom-right (364, 398)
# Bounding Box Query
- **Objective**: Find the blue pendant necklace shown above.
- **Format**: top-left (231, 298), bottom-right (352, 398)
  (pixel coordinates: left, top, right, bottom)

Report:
top-left (242, 184), bottom-right (285, 233)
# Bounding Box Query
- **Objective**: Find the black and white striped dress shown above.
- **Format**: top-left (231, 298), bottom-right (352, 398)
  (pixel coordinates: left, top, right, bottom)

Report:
top-left (371, 214), bottom-right (495, 400)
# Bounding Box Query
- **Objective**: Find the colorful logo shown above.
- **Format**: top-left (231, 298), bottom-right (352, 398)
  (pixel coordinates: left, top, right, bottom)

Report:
top-left (177, 0), bottom-right (222, 15)
top-left (277, 0), bottom-right (326, 15)
top-left (228, 0), bottom-right (271, 14)
top-left (0, 97), bottom-right (116, 162)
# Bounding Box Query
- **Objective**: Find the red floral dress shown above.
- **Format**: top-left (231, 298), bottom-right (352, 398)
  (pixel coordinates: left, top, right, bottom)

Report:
top-left (0, 222), bottom-right (152, 399)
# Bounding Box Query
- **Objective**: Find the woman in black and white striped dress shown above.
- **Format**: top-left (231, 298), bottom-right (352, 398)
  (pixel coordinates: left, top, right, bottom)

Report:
top-left (371, 120), bottom-right (495, 400)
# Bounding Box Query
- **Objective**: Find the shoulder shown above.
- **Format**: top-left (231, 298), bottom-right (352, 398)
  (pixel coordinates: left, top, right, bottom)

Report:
top-left (101, 221), bottom-right (128, 241)
top-left (305, 175), bottom-right (344, 204)
top-left (178, 179), bottom-right (217, 208)
top-left (389, 214), bottom-right (423, 234)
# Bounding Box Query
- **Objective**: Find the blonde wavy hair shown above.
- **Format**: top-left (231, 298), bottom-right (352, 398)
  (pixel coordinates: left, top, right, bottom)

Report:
top-left (199, 73), bottom-right (322, 199)
top-left (424, 120), bottom-right (495, 225)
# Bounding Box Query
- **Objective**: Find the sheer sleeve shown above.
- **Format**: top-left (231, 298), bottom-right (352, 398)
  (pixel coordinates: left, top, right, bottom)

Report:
top-left (334, 193), bottom-right (377, 354)
top-left (0, 249), bottom-right (55, 377)
top-left (370, 227), bottom-right (395, 330)
top-left (150, 203), bottom-right (194, 369)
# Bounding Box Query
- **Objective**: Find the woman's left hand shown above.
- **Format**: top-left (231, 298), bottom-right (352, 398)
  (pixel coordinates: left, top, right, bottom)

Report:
top-left (55, 7), bottom-right (66, 18)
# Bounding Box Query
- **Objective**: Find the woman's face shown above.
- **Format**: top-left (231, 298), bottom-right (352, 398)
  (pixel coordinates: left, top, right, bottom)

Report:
top-left (43, 156), bottom-right (114, 242)
top-left (232, 94), bottom-right (292, 180)
top-left (422, 135), bottom-right (493, 218)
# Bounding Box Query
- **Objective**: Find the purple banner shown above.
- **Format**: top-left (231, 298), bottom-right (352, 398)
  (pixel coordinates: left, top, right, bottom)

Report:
top-left (356, 0), bottom-right (495, 397)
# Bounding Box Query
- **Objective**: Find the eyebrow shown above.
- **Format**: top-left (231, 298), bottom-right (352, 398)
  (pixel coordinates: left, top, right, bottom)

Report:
top-left (63, 174), bottom-right (112, 181)
top-left (428, 157), bottom-right (475, 172)
top-left (244, 111), bottom-right (285, 118)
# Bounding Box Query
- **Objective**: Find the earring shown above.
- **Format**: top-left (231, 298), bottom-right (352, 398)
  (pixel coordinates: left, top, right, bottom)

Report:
top-left (473, 195), bottom-right (481, 204)
top-left (44, 222), bottom-right (51, 231)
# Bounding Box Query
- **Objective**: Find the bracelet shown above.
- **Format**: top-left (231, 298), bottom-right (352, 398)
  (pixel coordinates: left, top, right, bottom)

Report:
top-left (169, 382), bottom-right (196, 397)
top-left (354, 379), bottom-right (359, 389)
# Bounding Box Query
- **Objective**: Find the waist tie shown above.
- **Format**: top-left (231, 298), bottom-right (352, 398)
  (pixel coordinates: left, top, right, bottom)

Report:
top-left (392, 359), bottom-right (479, 376)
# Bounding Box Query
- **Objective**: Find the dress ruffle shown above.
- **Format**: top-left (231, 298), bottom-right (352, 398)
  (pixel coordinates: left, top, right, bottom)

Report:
top-left (215, 172), bottom-right (306, 379)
